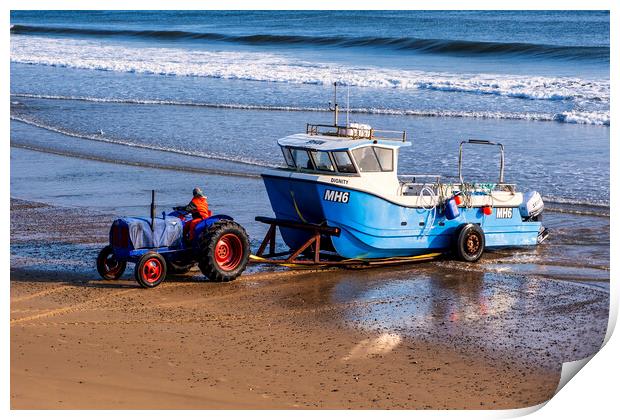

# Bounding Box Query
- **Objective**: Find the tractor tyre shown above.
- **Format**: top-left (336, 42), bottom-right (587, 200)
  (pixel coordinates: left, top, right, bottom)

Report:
top-left (198, 220), bottom-right (250, 282)
top-left (454, 223), bottom-right (485, 262)
top-left (134, 252), bottom-right (167, 288)
top-left (97, 245), bottom-right (126, 280)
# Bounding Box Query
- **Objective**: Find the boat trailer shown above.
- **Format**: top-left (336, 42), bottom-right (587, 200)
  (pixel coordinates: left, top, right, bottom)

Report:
top-left (249, 216), bottom-right (442, 269)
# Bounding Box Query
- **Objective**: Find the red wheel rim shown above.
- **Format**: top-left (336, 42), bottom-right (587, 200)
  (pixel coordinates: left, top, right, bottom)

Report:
top-left (214, 233), bottom-right (243, 271)
top-left (141, 257), bottom-right (163, 283)
top-left (104, 253), bottom-right (122, 276)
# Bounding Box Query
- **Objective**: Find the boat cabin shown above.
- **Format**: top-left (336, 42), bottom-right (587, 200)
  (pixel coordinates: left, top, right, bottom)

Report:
top-left (274, 123), bottom-right (521, 208)
top-left (278, 123), bottom-right (409, 177)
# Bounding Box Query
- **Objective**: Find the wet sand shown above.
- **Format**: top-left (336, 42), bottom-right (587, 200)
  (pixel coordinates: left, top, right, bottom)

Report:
top-left (10, 198), bottom-right (609, 409)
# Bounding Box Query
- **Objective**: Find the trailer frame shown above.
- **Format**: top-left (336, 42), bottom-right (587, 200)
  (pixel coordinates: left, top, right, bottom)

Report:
top-left (250, 216), bottom-right (442, 268)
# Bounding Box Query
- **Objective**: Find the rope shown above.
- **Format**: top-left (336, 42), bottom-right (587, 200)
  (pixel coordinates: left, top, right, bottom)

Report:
top-left (459, 182), bottom-right (476, 208)
top-left (418, 184), bottom-right (438, 232)
top-left (290, 190), bottom-right (309, 224)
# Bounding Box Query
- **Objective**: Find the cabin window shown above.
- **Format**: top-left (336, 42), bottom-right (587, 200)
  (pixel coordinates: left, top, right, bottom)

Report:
top-left (290, 148), bottom-right (315, 170)
top-left (310, 151), bottom-right (335, 172)
top-left (352, 147), bottom-right (381, 172)
top-left (373, 147), bottom-right (394, 171)
top-left (332, 151), bottom-right (357, 173)
top-left (281, 147), bottom-right (295, 168)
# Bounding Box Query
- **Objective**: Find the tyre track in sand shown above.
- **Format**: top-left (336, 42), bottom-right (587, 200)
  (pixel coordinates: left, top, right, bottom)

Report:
top-left (10, 289), bottom-right (135, 325)
top-left (10, 274), bottom-right (337, 327)
top-left (11, 285), bottom-right (74, 303)
top-left (11, 294), bottom-right (397, 329)
top-left (9, 275), bottom-right (215, 324)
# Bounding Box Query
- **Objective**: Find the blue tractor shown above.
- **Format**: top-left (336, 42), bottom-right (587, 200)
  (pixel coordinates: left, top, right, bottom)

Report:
top-left (96, 191), bottom-right (250, 288)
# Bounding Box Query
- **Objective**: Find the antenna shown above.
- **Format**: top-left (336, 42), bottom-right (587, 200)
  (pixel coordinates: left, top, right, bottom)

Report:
top-left (328, 82), bottom-right (339, 126)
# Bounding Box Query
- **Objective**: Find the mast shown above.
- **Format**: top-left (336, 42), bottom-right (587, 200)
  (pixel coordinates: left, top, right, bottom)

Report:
top-left (328, 82), bottom-right (339, 127)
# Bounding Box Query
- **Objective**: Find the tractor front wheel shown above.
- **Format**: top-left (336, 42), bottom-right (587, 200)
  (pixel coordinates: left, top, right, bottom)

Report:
top-left (198, 221), bottom-right (250, 282)
top-left (97, 245), bottom-right (126, 280)
top-left (134, 252), bottom-right (167, 288)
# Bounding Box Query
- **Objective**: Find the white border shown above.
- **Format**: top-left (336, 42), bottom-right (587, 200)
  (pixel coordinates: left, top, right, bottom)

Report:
top-left (3, 1), bottom-right (616, 419)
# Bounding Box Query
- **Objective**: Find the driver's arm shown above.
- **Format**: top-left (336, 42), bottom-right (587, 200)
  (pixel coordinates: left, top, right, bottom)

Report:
top-left (174, 200), bottom-right (196, 212)
top-left (185, 201), bottom-right (197, 213)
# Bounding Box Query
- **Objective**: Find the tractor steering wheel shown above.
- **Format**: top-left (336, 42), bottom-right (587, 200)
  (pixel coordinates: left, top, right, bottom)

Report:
top-left (170, 207), bottom-right (191, 220)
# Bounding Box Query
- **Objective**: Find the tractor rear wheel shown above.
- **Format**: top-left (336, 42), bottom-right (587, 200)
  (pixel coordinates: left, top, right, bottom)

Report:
top-left (134, 252), bottom-right (167, 288)
top-left (198, 220), bottom-right (250, 282)
top-left (97, 245), bottom-right (126, 280)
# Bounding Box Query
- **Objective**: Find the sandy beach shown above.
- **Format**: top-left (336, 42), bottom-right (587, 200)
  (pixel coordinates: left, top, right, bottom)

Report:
top-left (10, 198), bottom-right (609, 409)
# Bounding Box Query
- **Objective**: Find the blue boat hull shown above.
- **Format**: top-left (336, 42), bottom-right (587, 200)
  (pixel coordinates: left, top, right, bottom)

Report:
top-left (262, 173), bottom-right (542, 259)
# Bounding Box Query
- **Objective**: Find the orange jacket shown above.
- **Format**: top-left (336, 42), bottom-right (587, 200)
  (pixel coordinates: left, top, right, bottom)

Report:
top-left (187, 196), bottom-right (211, 219)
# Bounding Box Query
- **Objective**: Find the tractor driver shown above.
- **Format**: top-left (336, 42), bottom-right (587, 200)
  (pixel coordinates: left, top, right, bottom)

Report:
top-left (175, 187), bottom-right (212, 241)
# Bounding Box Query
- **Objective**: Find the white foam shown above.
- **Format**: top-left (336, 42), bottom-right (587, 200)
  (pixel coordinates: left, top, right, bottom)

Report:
top-left (10, 93), bottom-right (611, 126)
top-left (554, 110), bottom-right (610, 126)
top-left (11, 35), bottom-right (610, 105)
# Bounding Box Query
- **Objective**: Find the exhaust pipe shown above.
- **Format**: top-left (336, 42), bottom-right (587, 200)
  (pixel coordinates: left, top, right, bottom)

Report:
top-left (150, 189), bottom-right (156, 233)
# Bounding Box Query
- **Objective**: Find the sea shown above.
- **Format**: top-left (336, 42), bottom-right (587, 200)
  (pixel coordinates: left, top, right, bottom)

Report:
top-left (10, 11), bottom-right (610, 285)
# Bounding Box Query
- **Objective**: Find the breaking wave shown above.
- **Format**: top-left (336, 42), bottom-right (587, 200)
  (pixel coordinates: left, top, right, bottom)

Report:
top-left (10, 24), bottom-right (609, 61)
top-left (11, 93), bottom-right (610, 126)
top-left (10, 36), bottom-right (610, 105)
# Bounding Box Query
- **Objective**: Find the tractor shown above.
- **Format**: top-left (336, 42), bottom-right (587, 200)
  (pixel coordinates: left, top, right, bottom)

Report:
top-left (96, 191), bottom-right (250, 288)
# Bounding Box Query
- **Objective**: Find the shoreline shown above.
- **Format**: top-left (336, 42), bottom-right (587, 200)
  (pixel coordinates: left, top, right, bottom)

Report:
top-left (10, 136), bottom-right (610, 218)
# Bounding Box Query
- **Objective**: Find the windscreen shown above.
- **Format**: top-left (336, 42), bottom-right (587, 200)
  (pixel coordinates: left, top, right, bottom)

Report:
top-left (332, 151), bottom-right (357, 173)
top-left (310, 151), bottom-right (335, 172)
top-left (352, 147), bottom-right (381, 172)
top-left (291, 149), bottom-right (314, 170)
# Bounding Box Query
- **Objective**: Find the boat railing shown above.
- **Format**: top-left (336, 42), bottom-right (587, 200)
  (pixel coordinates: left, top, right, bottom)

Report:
top-left (398, 174), bottom-right (442, 184)
top-left (458, 139), bottom-right (505, 184)
top-left (398, 174), bottom-right (517, 197)
top-left (445, 182), bottom-right (517, 193)
top-left (398, 175), bottom-right (442, 196)
top-left (306, 123), bottom-right (407, 142)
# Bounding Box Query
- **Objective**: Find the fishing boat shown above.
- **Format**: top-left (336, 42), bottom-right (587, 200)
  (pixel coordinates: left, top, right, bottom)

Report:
top-left (256, 86), bottom-right (548, 265)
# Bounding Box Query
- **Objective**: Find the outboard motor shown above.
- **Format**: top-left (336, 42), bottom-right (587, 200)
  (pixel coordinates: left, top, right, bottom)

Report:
top-left (519, 191), bottom-right (544, 220)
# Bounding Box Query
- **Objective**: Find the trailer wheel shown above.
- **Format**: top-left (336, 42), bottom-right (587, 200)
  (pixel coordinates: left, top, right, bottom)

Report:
top-left (454, 223), bottom-right (485, 262)
top-left (134, 252), bottom-right (167, 288)
top-left (198, 220), bottom-right (250, 282)
top-left (97, 245), bottom-right (126, 280)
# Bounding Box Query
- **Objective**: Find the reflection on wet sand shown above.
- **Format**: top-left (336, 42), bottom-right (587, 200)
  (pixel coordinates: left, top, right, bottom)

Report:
top-left (280, 265), bottom-right (608, 371)
top-left (342, 333), bottom-right (402, 361)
